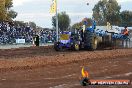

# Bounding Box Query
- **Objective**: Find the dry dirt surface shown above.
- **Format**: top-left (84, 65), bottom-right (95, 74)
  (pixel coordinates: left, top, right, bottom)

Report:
top-left (0, 46), bottom-right (132, 88)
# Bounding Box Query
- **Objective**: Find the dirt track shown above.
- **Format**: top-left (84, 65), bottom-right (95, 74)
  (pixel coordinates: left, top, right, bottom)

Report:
top-left (0, 46), bottom-right (132, 88)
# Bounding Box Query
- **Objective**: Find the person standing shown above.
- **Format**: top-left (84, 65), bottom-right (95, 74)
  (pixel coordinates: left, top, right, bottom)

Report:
top-left (122, 26), bottom-right (129, 48)
top-left (123, 26), bottom-right (129, 36)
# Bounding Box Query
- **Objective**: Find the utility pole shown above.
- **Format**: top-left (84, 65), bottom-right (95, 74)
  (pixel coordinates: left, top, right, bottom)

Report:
top-left (50, 0), bottom-right (59, 42)
top-left (56, 0), bottom-right (59, 42)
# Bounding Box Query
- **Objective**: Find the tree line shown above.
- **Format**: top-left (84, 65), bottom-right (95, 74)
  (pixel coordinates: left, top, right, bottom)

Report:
top-left (0, 0), bottom-right (38, 29)
top-left (0, 0), bottom-right (131, 31)
top-left (92, 0), bottom-right (132, 26)
top-left (52, 0), bottom-right (132, 32)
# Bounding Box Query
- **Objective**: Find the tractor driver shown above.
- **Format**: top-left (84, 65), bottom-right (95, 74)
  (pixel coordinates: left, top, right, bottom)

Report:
top-left (123, 26), bottom-right (129, 36)
top-left (122, 26), bottom-right (129, 41)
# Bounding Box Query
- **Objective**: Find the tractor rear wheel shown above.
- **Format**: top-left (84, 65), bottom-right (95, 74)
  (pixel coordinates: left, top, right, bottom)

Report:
top-left (84, 30), bottom-right (98, 51)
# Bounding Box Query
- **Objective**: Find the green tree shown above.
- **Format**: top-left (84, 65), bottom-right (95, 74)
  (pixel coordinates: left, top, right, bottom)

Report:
top-left (0, 0), bottom-right (6, 20)
top-left (28, 21), bottom-right (37, 29)
top-left (14, 21), bottom-right (26, 27)
top-left (7, 10), bottom-right (17, 20)
top-left (120, 10), bottom-right (132, 26)
top-left (72, 18), bottom-right (93, 30)
top-left (6, 0), bottom-right (17, 20)
top-left (5, 0), bottom-right (13, 9)
top-left (0, 0), bottom-right (17, 21)
top-left (72, 22), bottom-right (81, 30)
top-left (52, 12), bottom-right (71, 32)
top-left (13, 21), bottom-right (37, 29)
top-left (93, 0), bottom-right (121, 25)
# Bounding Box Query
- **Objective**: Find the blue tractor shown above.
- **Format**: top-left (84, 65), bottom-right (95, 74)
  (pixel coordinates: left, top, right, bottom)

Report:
top-left (54, 20), bottom-right (98, 51)
top-left (54, 31), bottom-right (81, 51)
top-left (54, 20), bottom-right (130, 51)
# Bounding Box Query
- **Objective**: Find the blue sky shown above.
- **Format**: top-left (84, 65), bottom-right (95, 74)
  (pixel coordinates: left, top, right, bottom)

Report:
top-left (12, 0), bottom-right (132, 28)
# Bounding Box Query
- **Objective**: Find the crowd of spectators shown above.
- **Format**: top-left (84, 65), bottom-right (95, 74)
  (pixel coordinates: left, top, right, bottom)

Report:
top-left (40, 30), bottom-right (56, 43)
top-left (0, 21), bottom-right (56, 44)
top-left (0, 21), bottom-right (35, 44)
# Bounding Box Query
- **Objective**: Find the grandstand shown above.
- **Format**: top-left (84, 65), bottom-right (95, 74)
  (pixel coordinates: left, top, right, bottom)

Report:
top-left (0, 21), bottom-right (56, 45)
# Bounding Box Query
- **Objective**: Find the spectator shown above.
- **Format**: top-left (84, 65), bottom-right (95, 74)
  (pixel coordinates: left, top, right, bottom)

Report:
top-left (0, 21), bottom-right (57, 44)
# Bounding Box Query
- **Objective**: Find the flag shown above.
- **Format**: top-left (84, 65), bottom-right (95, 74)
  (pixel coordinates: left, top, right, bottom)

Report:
top-left (50, 0), bottom-right (57, 13)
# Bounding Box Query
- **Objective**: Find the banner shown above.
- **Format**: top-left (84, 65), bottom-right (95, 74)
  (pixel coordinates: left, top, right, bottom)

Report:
top-left (16, 39), bottom-right (25, 44)
top-left (50, 0), bottom-right (57, 13)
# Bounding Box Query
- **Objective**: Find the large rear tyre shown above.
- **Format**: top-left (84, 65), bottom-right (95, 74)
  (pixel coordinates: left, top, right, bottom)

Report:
top-left (84, 30), bottom-right (98, 51)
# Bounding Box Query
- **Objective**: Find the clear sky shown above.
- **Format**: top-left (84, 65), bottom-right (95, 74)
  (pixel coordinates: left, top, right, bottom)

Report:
top-left (12, 0), bottom-right (132, 28)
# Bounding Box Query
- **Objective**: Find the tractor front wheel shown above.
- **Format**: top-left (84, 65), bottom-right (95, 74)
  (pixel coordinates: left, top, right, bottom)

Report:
top-left (54, 42), bottom-right (62, 51)
top-left (74, 43), bottom-right (80, 51)
top-left (71, 42), bottom-right (80, 51)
